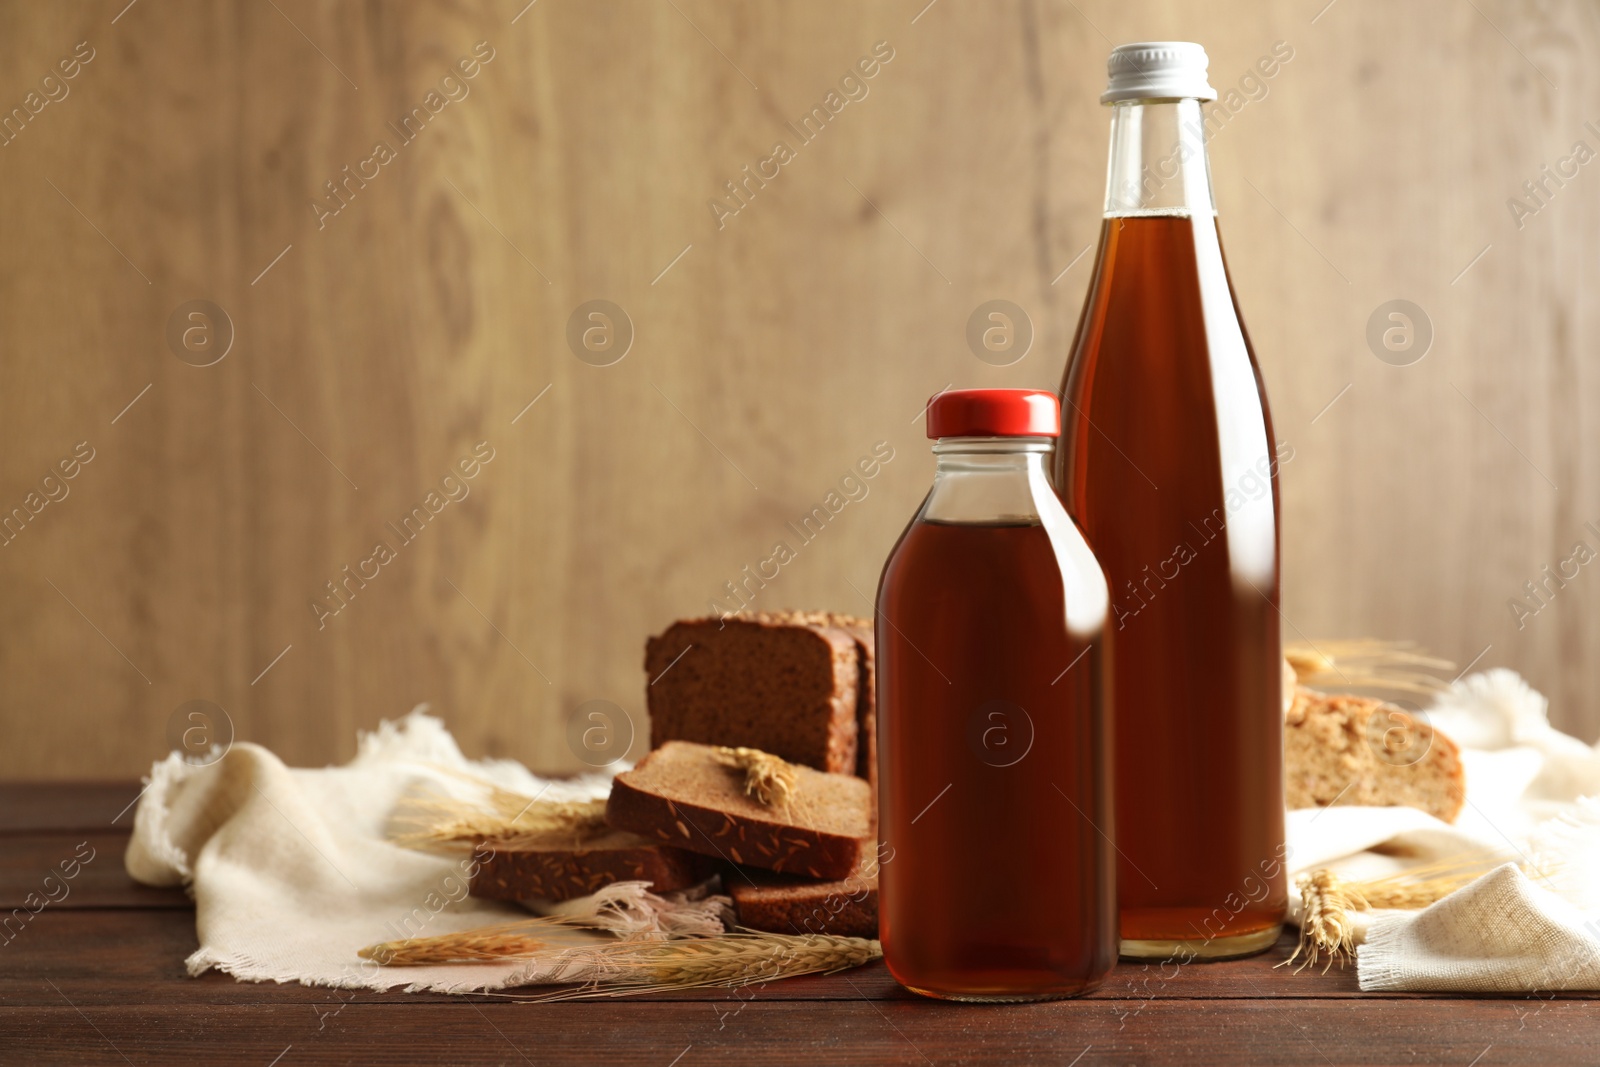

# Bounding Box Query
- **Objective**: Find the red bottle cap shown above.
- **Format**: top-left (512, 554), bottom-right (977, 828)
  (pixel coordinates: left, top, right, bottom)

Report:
top-left (924, 389), bottom-right (1060, 439)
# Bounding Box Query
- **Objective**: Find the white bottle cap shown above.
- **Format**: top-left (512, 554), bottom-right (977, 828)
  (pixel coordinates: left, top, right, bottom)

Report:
top-left (1101, 41), bottom-right (1217, 104)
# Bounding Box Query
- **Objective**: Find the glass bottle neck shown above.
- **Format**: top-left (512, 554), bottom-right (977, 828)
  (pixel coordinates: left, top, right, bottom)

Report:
top-left (1104, 99), bottom-right (1215, 218)
top-left (923, 438), bottom-right (1055, 524)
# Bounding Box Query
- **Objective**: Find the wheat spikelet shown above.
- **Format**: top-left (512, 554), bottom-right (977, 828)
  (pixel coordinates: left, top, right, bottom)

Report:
top-left (714, 746), bottom-right (798, 808)
top-left (1286, 639), bottom-right (1454, 695)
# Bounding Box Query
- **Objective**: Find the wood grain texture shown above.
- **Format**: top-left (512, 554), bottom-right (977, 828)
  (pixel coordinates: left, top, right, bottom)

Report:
top-left (1, 1), bottom-right (1598, 777)
top-left (0, 782), bottom-right (145, 830)
top-left (4, 786), bottom-right (1600, 1064)
top-left (0, 833), bottom-right (189, 909)
top-left (9, 1000), bottom-right (1599, 1067)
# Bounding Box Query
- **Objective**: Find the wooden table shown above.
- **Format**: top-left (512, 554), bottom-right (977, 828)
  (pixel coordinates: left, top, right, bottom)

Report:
top-left (5, 783), bottom-right (1597, 1065)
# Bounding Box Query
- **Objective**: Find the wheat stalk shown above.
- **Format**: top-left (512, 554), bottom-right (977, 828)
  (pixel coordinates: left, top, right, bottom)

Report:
top-left (714, 746), bottom-right (798, 808)
top-left (389, 768), bottom-right (610, 851)
top-left (533, 932), bottom-right (882, 1000)
top-left (1286, 639), bottom-right (1455, 695)
top-left (359, 922), bottom-right (881, 999)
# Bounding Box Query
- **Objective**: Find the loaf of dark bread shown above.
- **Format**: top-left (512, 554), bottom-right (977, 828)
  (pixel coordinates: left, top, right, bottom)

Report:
top-left (468, 830), bottom-right (717, 902)
top-left (728, 854), bottom-right (879, 938)
top-left (606, 741), bottom-right (873, 880)
top-left (645, 612), bottom-right (873, 778)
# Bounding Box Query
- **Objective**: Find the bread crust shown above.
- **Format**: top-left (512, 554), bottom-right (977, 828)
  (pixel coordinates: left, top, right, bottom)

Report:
top-left (607, 741), bottom-right (872, 880)
top-left (826, 617), bottom-right (878, 786)
top-left (728, 851), bottom-right (879, 938)
top-left (469, 833), bottom-right (717, 902)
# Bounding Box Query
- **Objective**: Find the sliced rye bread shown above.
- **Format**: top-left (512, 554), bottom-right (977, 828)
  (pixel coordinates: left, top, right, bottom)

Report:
top-left (728, 852), bottom-right (879, 938)
top-left (469, 830), bottom-right (718, 902)
top-left (644, 612), bottom-right (870, 777)
top-left (824, 615), bottom-right (878, 786)
top-left (1285, 688), bottom-right (1465, 823)
top-left (606, 741), bottom-right (873, 879)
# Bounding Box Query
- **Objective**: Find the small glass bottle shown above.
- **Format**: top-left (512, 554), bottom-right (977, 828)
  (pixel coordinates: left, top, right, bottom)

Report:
top-left (876, 388), bottom-right (1115, 1001)
top-left (1054, 42), bottom-right (1288, 959)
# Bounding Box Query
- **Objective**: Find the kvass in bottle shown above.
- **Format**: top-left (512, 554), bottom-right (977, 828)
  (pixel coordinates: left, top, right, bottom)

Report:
top-left (1054, 42), bottom-right (1288, 959)
top-left (877, 389), bottom-right (1115, 1000)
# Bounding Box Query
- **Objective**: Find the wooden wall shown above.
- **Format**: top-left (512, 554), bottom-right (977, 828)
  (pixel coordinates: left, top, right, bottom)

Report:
top-left (3, 0), bottom-right (1598, 778)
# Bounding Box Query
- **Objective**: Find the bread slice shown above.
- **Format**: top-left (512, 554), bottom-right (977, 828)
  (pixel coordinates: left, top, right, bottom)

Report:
top-left (824, 615), bottom-right (878, 786)
top-left (729, 855), bottom-right (879, 938)
top-left (469, 830), bottom-right (717, 902)
top-left (606, 741), bottom-right (873, 879)
top-left (645, 613), bottom-right (867, 776)
top-left (1285, 688), bottom-right (1465, 823)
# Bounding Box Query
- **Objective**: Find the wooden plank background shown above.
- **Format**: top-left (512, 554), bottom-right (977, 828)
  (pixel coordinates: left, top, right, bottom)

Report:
top-left (1, 0), bottom-right (1596, 778)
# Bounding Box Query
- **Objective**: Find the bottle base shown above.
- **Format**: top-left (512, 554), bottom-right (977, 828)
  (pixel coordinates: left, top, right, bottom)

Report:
top-left (900, 981), bottom-right (1104, 1003)
top-left (1119, 924), bottom-right (1282, 962)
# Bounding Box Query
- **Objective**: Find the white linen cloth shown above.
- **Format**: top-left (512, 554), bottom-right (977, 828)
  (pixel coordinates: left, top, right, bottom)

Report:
top-left (125, 709), bottom-right (649, 992)
top-left (1285, 669), bottom-right (1600, 991)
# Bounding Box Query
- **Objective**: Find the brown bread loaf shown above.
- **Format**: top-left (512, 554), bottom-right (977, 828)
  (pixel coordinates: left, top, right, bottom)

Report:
top-left (1285, 688), bottom-right (1465, 823)
top-left (606, 741), bottom-right (873, 879)
top-left (645, 612), bottom-right (872, 777)
top-left (468, 830), bottom-right (717, 902)
top-left (728, 854), bottom-right (879, 938)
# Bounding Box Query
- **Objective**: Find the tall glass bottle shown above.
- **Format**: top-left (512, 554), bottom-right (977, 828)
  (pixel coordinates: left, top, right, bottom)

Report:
top-left (1053, 42), bottom-right (1288, 959)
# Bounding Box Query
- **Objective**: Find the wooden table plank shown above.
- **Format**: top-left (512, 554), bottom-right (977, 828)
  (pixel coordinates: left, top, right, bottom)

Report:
top-left (0, 782), bottom-right (145, 834)
top-left (2, 999), bottom-right (1595, 1067)
top-left (1, 833), bottom-right (188, 909)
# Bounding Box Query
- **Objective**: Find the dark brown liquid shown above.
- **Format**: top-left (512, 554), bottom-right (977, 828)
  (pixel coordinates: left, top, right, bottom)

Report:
top-left (1054, 215), bottom-right (1288, 949)
top-left (876, 519), bottom-right (1115, 999)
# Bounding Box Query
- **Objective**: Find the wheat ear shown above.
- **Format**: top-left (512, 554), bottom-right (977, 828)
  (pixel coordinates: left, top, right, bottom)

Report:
top-left (1286, 855), bottom-right (1541, 972)
top-left (714, 746), bottom-right (799, 808)
top-left (532, 932), bottom-right (882, 1000)
top-left (1285, 870), bottom-right (1368, 973)
top-left (361, 924), bottom-right (550, 965)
